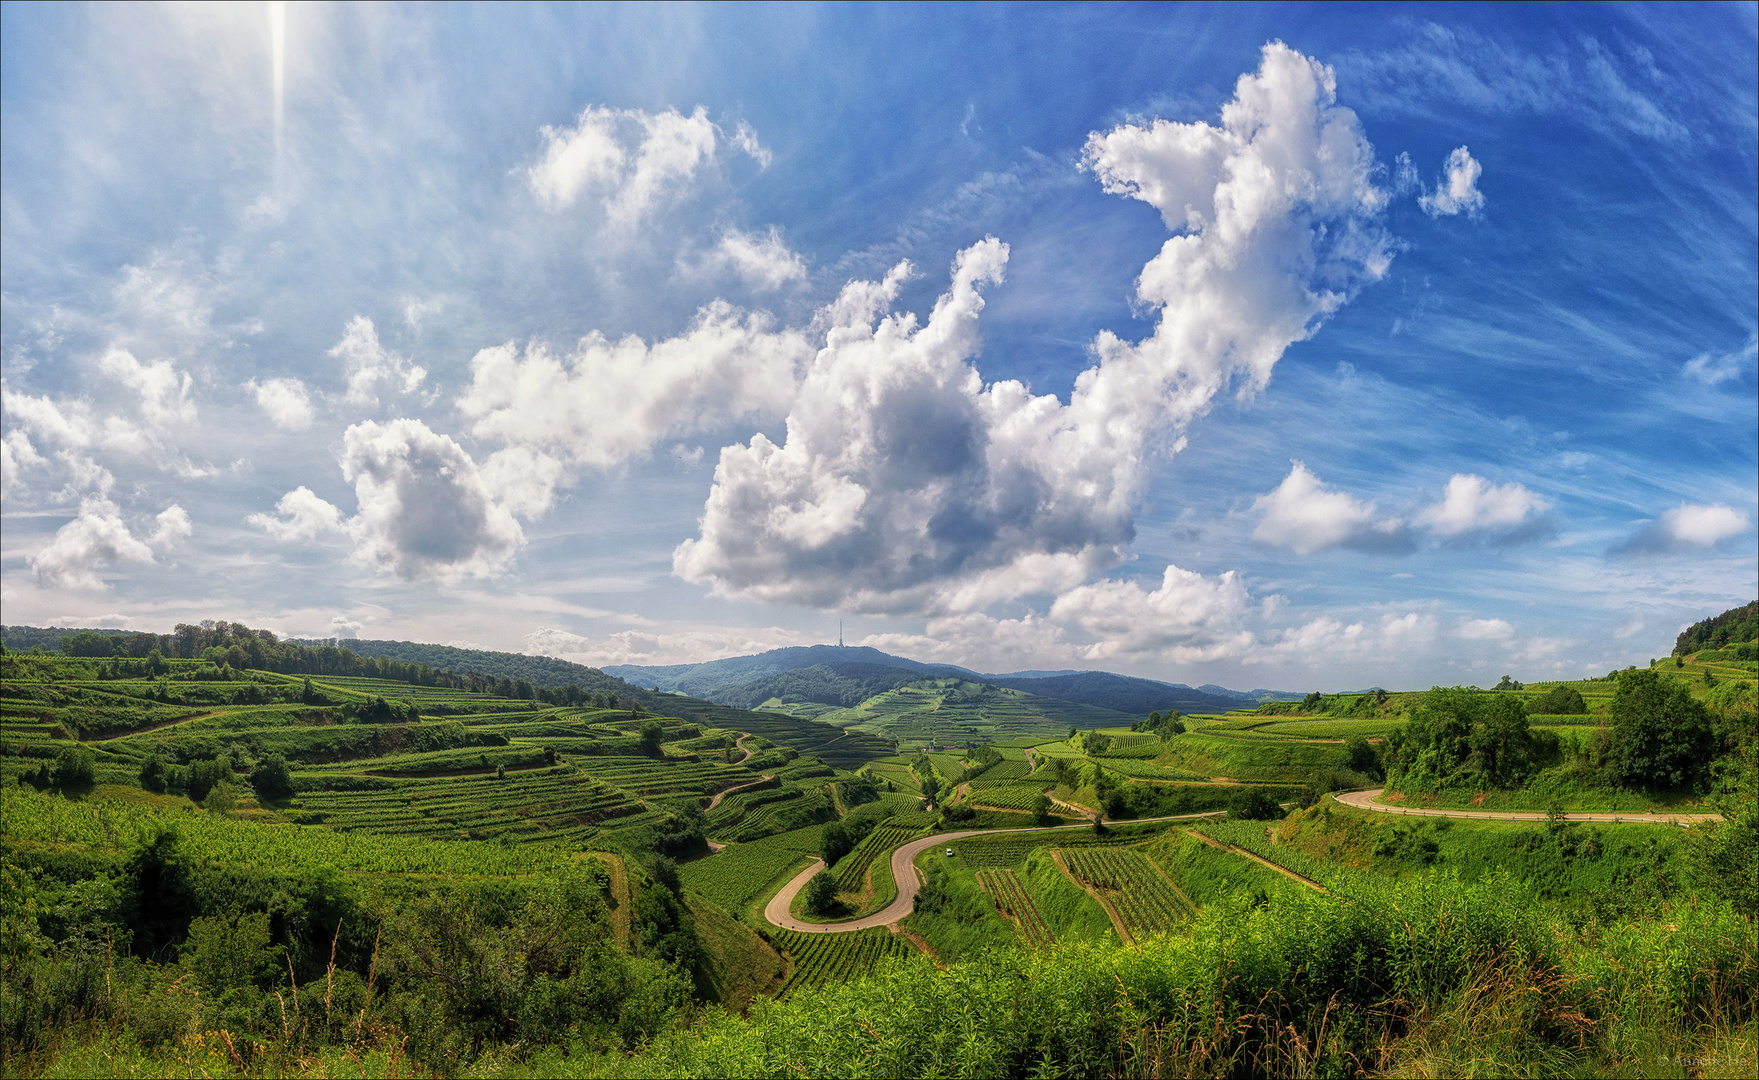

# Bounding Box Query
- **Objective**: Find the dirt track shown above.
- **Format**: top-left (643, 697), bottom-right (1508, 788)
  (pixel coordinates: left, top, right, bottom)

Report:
top-left (1333, 788), bottom-right (1720, 824)
top-left (763, 810), bottom-right (1229, 934)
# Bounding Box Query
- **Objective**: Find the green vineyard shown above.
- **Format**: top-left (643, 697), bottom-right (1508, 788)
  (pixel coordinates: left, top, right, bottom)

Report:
top-left (975, 868), bottom-right (1053, 947)
top-left (831, 824), bottom-right (917, 893)
top-left (1059, 848), bottom-right (1193, 939)
top-left (771, 926), bottom-right (915, 1000)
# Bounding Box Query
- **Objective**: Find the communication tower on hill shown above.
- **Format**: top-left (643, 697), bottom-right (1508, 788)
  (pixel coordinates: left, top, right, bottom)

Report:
top-left (838, 618), bottom-right (843, 647)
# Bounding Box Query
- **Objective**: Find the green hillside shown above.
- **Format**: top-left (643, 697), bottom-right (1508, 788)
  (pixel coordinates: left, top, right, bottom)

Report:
top-left (763, 677), bottom-right (1131, 749)
top-left (3, 614), bottom-right (1754, 1079)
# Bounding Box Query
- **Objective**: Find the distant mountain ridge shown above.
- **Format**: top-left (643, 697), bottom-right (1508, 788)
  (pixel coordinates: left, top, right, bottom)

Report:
top-left (2, 626), bottom-right (1302, 718)
top-left (605, 645), bottom-right (1302, 715)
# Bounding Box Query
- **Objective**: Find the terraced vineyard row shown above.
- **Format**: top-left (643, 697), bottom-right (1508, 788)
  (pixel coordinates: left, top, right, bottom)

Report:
top-left (570, 755), bottom-right (750, 794)
top-left (1193, 820), bottom-right (1344, 887)
top-left (964, 782), bottom-right (1052, 811)
top-left (1060, 848), bottom-right (1190, 938)
top-left (831, 825), bottom-right (917, 892)
top-left (719, 789), bottom-right (836, 842)
top-left (949, 827), bottom-right (1160, 867)
top-left (680, 831), bottom-right (819, 913)
top-left (772, 927), bottom-right (915, 1000)
top-left (2, 783), bottom-right (576, 876)
top-left (294, 768), bottom-right (641, 841)
top-left (974, 869), bottom-right (1052, 946)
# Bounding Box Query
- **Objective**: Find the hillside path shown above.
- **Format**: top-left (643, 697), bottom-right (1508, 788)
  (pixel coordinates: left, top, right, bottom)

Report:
top-left (1190, 831), bottom-right (1327, 893)
top-left (763, 809), bottom-right (1227, 934)
top-left (1334, 788), bottom-right (1721, 824)
top-left (706, 773), bottom-right (773, 812)
top-left (92, 710), bottom-right (223, 743)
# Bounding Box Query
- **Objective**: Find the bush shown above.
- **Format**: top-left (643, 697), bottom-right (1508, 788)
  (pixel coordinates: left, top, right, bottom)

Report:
top-left (1531, 685), bottom-right (1587, 714)
top-left (1230, 788), bottom-right (1285, 820)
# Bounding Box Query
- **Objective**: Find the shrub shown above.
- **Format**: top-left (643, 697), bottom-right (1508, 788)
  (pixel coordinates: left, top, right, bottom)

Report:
top-left (1230, 788), bottom-right (1284, 820)
top-left (1532, 685), bottom-right (1587, 714)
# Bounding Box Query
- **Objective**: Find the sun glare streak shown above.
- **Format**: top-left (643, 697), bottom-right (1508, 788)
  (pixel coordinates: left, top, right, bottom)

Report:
top-left (269, 0), bottom-right (285, 162)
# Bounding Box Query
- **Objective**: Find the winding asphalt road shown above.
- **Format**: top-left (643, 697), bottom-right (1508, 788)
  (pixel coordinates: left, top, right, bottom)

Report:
top-left (763, 810), bottom-right (1229, 934)
top-left (1333, 788), bottom-right (1721, 824)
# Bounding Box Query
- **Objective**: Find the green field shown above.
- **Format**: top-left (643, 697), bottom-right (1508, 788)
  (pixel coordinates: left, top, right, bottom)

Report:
top-left (4, 610), bottom-right (1754, 1080)
top-left (802, 679), bottom-right (1129, 749)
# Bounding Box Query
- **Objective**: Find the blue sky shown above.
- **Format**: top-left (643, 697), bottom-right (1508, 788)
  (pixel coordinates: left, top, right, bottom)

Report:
top-left (2, 2), bottom-right (1754, 690)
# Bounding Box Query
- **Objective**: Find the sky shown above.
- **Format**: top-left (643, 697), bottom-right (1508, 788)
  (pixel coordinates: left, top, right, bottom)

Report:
top-left (2, 2), bottom-right (1755, 691)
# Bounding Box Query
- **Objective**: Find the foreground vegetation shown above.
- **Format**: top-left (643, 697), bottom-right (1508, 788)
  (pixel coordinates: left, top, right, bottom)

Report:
top-left (2, 608), bottom-right (1754, 1078)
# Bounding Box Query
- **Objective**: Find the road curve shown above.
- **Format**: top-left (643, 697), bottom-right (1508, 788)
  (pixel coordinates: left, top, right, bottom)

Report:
top-left (1333, 788), bottom-right (1721, 824)
top-left (763, 810), bottom-right (1228, 934)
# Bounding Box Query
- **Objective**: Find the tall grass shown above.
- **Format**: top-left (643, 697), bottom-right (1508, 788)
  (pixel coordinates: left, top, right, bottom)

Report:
top-left (618, 873), bottom-right (1755, 1079)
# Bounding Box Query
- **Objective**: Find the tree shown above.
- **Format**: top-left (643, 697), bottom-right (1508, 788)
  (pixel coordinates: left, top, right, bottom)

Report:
top-left (1031, 793), bottom-right (1053, 826)
top-left (820, 821), bottom-right (854, 865)
top-left (803, 870), bottom-right (843, 917)
top-left (54, 746), bottom-right (96, 788)
top-left (1230, 788), bottom-right (1284, 820)
top-left (185, 757), bottom-right (229, 804)
top-left (139, 753), bottom-right (168, 793)
top-left (203, 780), bottom-right (238, 815)
top-left (642, 854), bottom-right (682, 894)
top-left (1608, 668), bottom-right (1714, 789)
top-left (1343, 734), bottom-right (1379, 778)
top-left (1301, 691), bottom-right (1324, 712)
top-left (1385, 687), bottom-right (1555, 791)
top-left (639, 720), bottom-right (666, 756)
top-left (918, 769), bottom-right (941, 807)
top-left (250, 753), bottom-right (295, 802)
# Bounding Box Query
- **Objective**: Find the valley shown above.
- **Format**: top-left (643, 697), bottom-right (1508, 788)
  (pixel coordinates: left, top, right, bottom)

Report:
top-left (1, 606), bottom-right (1754, 1078)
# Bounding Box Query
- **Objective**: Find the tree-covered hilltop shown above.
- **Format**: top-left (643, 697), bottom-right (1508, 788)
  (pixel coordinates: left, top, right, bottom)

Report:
top-left (1674, 600), bottom-right (1759, 658)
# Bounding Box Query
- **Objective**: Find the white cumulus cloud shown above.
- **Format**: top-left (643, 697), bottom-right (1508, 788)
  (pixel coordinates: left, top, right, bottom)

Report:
top-left (148, 504), bottom-right (192, 549)
top-left (1419, 146), bottom-right (1485, 217)
top-left (1612, 502), bottom-right (1749, 556)
top-left (1252, 461), bottom-right (1409, 554)
top-left (1261, 608), bottom-right (1440, 663)
top-left (524, 624), bottom-right (813, 668)
top-left (246, 377), bottom-right (315, 431)
top-left (711, 226), bottom-right (807, 289)
top-left (1417, 473), bottom-right (1551, 541)
top-left (247, 485), bottom-right (347, 541)
top-left (1049, 564), bottom-right (1255, 661)
top-left (527, 105), bottom-right (766, 224)
top-left (678, 43), bottom-right (1395, 614)
top-left (251, 420), bottom-right (545, 580)
top-left (339, 419), bottom-right (526, 580)
top-left (29, 496), bottom-right (162, 590)
top-left (1455, 617), bottom-right (1515, 641)
top-left (1, 430), bottom-right (46, 490)
top-left (457, 302), bottom-right (812, 470)
top-left (331, 316), bottom-right (426, 407)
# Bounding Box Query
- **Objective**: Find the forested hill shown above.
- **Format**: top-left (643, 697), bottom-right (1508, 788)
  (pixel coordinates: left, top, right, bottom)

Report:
top-left (295, 637), bottom-right (629, 693)
top-left (605, 644), bottom-right (977, 698)
top-left (981, 672), bottom-right (1254, 715)
top-left (1674, 601), bottom-right (1759, 657)
top-left (608, 644), bottom-right (1301, 714)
